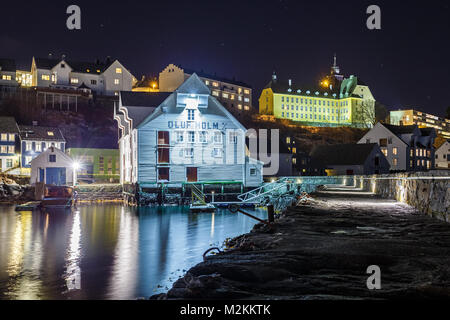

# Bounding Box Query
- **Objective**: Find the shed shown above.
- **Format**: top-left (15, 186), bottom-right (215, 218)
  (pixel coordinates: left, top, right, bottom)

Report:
top-left (30, 147), bottom-right (76, 186)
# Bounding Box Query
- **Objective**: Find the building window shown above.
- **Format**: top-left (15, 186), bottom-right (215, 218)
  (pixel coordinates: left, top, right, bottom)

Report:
top-left (250, 168), bottom-right (257, 176)
top-left (212, 82), bottom-right (219, 87)
top-left (8, 146), bottom-right (14, 154)
top-left (42, 75), bottom-right (50, 81)
top-left (205, 80), bottom-right (210, 85)
top-left (198, 131), bottom-right (207, 143)
top-left (49, 155), bottom-right (56, 163)
top-left (25, 156), bottom-right (32, 165)
top-left (213, 148), bottom-right (222, 158)
top-left (0, 134), bottom-right (7, 141)
top-left (26, 142), bottom-right (32, 151)
top-left (187, 109), bottom-right (195, 121)
top-left (70, 78), bottom-right (79, 84)
top-left (229, 132), bottom-right (238, 144)
top-left (244, 89), bottom-right (250, 95)
top-left (213, 131), bottom-right (222, 144)
top-left (8, 134), bottom-right (15, 142)
top-left (188, 131), bottom-right (195, 143)
top-left (393, 148), bottom-right (398, 155)
top-left (379, 139), bottom-right (388, 147)
top-left (6, 159), bottom-right (13, 168)
top-left (1, 146), bottom-right (7, 153)
top-left (91, 80), bottom-right (97, 85)
top-left (286, 137), bottom-right (291, 144)
top-left (116, 68), bottom-right (122, 74)
top-left (176, 131), bottom-right (184, 143)
top-left (185, 148), bottom-right (194, 158)
top-left (393, 158), bottom-right (398, 166)
top-left (35, 144), bottom-right (42, 152)
top-left (114, 79), bottom-right (120, 85)
top-left (381, 148), bottom-right (388, 157)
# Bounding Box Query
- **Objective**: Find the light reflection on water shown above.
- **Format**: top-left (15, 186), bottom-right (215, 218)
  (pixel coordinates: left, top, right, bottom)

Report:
top-left (0, 205), bottom-right (266, 300)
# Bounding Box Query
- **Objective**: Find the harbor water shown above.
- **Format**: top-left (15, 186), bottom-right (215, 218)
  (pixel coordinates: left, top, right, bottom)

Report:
top-left (0, 204), bottom-right (267, 300)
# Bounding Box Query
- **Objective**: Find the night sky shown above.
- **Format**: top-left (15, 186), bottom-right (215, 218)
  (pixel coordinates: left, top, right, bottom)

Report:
top-left (1, 0), bottom-right (450, 117)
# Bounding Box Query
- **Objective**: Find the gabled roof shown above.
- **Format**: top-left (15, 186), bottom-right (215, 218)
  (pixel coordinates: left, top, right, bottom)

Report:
top-left (0, 117), bottom-right (19, 133)
top-left (310, 143), bottom-right (378, 166)
top-left (19, 125), bottom-right (65, 142)
top-left (176, 73), bottom-right (211, 95)
top-left (137, 74), bottom-right (247, 131)
top-left (119, 91), bottom-right (171, 128)
top-left (0, 58), bottom-right (16, 72)
top-left (382, 123), bottom-right (418, 135)
top-left (33, 57), bottom-right (116, 74)
top-left (30, 146), bottom-right (73, 165)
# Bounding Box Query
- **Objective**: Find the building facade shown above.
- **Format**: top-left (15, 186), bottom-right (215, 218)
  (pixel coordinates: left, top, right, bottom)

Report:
top-left (159, 64), bottom-right (253, 112)
top-left (358, 123), bottom-right (436, 172)
top-left (389, 109), bottom-right (450, 139)
top-left (66, 148), bottom-right (120, 183)
top-left (0, 117), bottom-right (20, 174)
top-left (115, 74), bottom-right (262, 188)
top-left (30, 147), bottom-right (75, 186)
top-left (435, 140), bottom-right (450, 169)
top-left (310, 143), bottom-right (390, 175)
top-left (0, 59), bottom-right (18, 87)
top-left (19, 125), bottom-right (66, 174)
top-left (31, 56), bottom-right (134, 96)
top-left (259, 71), bottom-right (376, 128)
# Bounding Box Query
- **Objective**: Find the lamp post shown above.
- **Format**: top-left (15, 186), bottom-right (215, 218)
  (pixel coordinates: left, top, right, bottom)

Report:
top-left (211, 191), bottom-right (215, 204)
top-left (72, 161), bottom-right (80, 187)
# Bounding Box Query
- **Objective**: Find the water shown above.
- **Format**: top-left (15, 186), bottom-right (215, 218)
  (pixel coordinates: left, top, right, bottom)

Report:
top-left (0, 205), bottom-right (267, 300)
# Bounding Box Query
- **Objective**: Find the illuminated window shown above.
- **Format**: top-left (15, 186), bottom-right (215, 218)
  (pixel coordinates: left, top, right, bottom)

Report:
top-left (212, 82), bottom-right (219, 87)
top-left (114, 79), bottom-right (120, 85)
top-left (26, 142), bottom-right (32, 151)
top-left (205, 80), bottom-right (210, 85)
top-left (244, 106), bottom-right (250, 111)
top-left (47, 131), bottom-right (54, 136)
top-left (292, 158), bottom-right (297, 165)
top-left (286, 137), bottom-right (291, 144)
top-left (1, 75), bottom-right (12, 80)
top-left (381, 148), bottom-right (388, 157)
top-left (0, 146), bottom-right (6, 153)
top-left (9, 134), bottom-right (15, 142)
top-left (71, 78), bottom-right (79, 84)
top-left (42, 75), bottom-right (50, 81)
top-left (244, 89), bottom-right (250, 95)
top-left (212, 91), bottom-right (219, 97)
top-left (222, 93), bottom-right (229, 99)
top-left (393, 147), bottom-right (398, 155)
top-left (35, 143), bottom-right (42, 152)
top-left (25, 156), bottom-right (32, 165)
top-left (0, 133), bottom-right (7, 141)
top-left (393, 158), bottom-right (398, 166)
top-left (116, 68), bottom-right (122, 74)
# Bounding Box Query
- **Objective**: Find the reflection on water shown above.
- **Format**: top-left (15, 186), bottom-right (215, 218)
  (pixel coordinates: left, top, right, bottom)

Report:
top-left (0, 205), bottom-right (266, 300)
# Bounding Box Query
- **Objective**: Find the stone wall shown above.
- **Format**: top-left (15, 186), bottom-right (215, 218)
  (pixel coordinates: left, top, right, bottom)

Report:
top-left (352, 171), bottom-right (450, 222)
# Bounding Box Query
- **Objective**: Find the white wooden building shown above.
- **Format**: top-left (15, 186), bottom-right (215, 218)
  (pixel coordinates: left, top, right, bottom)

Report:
top-left (115, 74), bottom-right (263, 188)
top-left (30, 147), bottom-right (76, 186)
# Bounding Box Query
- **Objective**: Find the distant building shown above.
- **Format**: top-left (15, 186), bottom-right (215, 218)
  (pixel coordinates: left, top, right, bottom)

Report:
top-left (31, 56), bottom-right (134, 96)
top-left (115, 74), bottom-right (262, 187)
top-left (30, 147), bottom-right (75, 186)
top-left (310, 143), bottom-right (390, 175)
top-left (19, 125), bottom-right (66, 174)
top-left (435, 140), bottom-right (450, 169)
top-left (132, 75), bottom-right (159, 93)
top-left (66, 148), bottom-right (120, 183)
top-left (389, 109), bottom-right (450, 139)
top-left (0, 117), bottom-right (20, 174)
top-left (0, 58), bottom-right (18, 87)
top-left (259, 57), bottom-right (376, 128)
top-left (159, 64), bottom-right (253, 112)
top-left (358, 122), bottom-right (436, 172)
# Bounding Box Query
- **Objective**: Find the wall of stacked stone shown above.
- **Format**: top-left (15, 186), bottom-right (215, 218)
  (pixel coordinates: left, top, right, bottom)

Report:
top-left (352, 171), bottom-right (450, 222)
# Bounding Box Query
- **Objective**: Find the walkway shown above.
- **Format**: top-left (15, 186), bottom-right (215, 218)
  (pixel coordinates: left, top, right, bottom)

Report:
top-left (158, 185), bottom-right (450, 300)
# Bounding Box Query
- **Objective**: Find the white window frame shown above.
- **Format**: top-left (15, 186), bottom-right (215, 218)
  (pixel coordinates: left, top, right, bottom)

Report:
top-left (188, 131), bottom-right (195, 143)
top-left (198, 131), bottom-right (207, 144)
top-left (185, 148), bottom-right (194, 158)
top-left (213, 131), bottom-right (222, 144)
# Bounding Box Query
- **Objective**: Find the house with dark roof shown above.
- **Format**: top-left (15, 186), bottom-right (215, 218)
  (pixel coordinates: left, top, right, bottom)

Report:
top-left (0, 117), bottom-right (20, 174)
top-left (310, 143), bottom-right (390, 175)
top-left (159, 63), bottom-right (253, 113)
top-left (115, 73), bottom-right (262, 189)
top-left (31, 55), bottom-right (135, 96)
top-left (358, 122), bottom-right (436, 172)
top-left (18, 125), bottom-right (66, 172)
top-left (258, 56), bottom-right (376, 128)
top-left (0, 58), bottom-right (18, 87)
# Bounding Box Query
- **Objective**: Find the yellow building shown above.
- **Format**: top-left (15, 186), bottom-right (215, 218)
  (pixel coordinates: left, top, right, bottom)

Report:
top-left (259, 60), bottom-right (376, 128)
top-left (389, 109), bottom-right (450, 139)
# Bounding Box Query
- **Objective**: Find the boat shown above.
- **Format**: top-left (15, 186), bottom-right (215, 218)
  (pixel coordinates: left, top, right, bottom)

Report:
top-left (40, 185), bottom-right (74, 208)
top-left (189, 203), bottom-right (216, 213)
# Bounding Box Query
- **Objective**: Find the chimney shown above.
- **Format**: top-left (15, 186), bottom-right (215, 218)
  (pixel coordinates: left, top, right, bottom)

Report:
top-left (48, 53), bottom-right (53, 59)
top-left (106, 56), bottom-right (112, 64)
top-left (272, 72), bottom-right (277, 82)
top-left (288, 79), bottom-right (292, 87)
top-left (62, 54), bottom-right (66, 61)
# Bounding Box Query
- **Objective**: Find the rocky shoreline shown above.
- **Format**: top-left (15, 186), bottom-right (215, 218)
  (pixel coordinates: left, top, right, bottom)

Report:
top-left (152, 189), bottom-right (450, 300)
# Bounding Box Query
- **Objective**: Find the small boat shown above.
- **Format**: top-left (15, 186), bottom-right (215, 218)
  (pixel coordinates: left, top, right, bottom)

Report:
top-left (189, 203), bottom-right (216, 213)
top-left (41, 185), bottom-right (74, 208)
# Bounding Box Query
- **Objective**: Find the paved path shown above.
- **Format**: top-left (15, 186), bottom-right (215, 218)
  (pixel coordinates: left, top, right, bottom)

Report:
top-left (156, 186), bottom-right (450, 300)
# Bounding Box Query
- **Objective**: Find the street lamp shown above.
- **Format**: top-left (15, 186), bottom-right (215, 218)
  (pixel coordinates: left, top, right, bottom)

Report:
top-left (72, 161), bottom-right (80, 186)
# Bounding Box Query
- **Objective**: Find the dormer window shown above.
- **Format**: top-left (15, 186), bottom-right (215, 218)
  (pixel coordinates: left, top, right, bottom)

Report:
top-left (187, 109), bottom-right (195, 121)
top-left (47, 131), bottom-right (54, 136)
